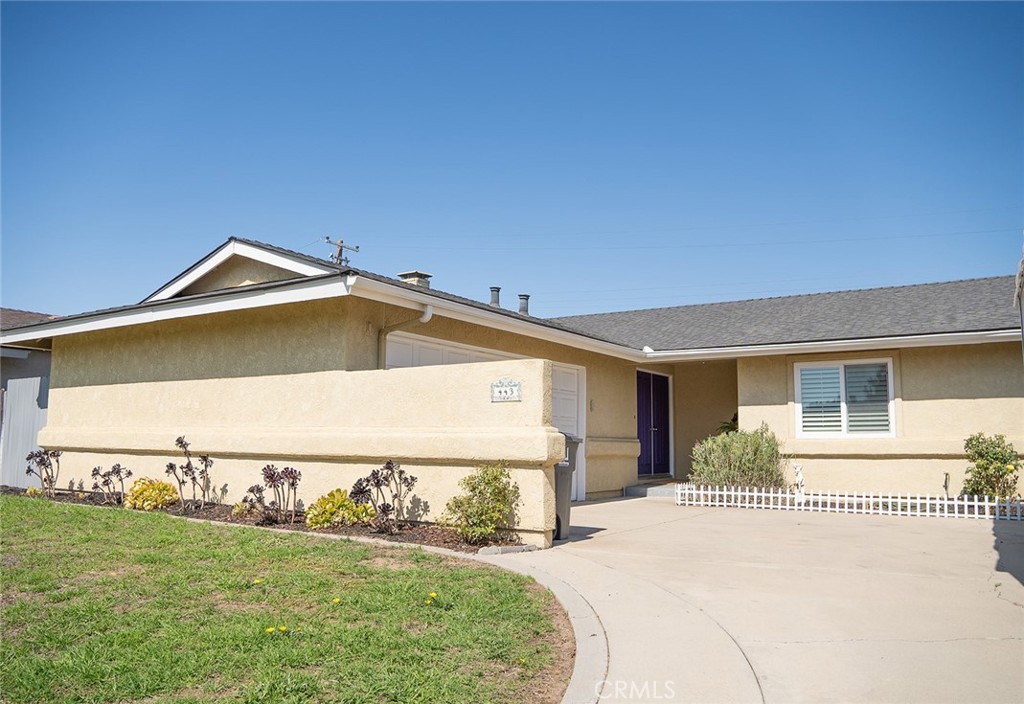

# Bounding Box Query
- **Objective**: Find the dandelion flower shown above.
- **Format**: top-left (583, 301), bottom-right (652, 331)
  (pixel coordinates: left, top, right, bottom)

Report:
top-left (332, 597), bottom-right (341, 604)
top-left (265, 627), bottom-right (275, 634)
top-left (424, 599), bottom-right (432, 605)
top-left (429, 592), bottom-right (437, 599)
top-left (278, 625), bottom-right (287, 632)
top-left (252, 578), bottom-right (262, 585)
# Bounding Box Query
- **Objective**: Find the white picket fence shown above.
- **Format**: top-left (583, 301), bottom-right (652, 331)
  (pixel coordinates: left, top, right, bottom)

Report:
top-left (675, 483), bottom-right (1024, 521)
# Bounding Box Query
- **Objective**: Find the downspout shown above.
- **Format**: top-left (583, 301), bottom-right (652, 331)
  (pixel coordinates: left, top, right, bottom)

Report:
top-left (377, 305), bottom-right (434, 369)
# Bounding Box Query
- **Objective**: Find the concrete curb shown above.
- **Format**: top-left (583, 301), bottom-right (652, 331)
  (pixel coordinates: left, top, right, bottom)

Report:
top-left (477, 543), bottom-right (539, 555)
top-left (477, 553), bottom-right (609, 704)
top-left (177, 516), bottom-right (608, 704)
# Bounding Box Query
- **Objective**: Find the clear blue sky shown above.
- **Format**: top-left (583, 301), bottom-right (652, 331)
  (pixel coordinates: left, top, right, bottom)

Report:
top-left (2, 2), bottom-right (1021, 318)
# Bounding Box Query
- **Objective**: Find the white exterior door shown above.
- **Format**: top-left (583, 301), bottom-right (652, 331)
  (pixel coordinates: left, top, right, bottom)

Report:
top-left (386, 332), bottom-right (586, 500)
top-left (551, 365), bottom-right (585, 500)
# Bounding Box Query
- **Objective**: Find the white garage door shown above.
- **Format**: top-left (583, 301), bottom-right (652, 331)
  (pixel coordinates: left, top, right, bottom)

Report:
top-left (386, 332), bottom-right (586, 500)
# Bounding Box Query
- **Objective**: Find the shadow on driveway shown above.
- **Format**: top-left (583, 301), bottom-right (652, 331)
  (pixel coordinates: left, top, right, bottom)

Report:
top-left (555, 525), bottom-right (605, 544)
top-left (993, 517), bottom-right (1024, 586)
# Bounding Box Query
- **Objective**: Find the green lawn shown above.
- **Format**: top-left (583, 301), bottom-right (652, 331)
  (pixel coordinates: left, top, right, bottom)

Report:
top-left (0, 495), bottom-right (565, 703)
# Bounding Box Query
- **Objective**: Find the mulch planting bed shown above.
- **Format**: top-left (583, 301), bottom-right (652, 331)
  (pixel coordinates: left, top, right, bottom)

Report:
top-left (0, 486), bottom-right (518, 554)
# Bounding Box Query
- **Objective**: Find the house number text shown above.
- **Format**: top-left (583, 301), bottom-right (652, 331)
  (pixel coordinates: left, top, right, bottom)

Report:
top-left (491, 379), bottom-right (522, 403)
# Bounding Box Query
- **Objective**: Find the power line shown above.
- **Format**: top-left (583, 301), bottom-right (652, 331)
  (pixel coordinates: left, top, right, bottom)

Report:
top-left (357, 204), bottom-right (1019, 244)
top-left (369, 227), bottom-right (1017, 252)
top-left (532, 273), bottom-right (927, 297)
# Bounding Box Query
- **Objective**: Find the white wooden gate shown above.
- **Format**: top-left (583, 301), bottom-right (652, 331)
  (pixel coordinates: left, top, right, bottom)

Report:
top-left (0, 375), bottom-right (50, 488)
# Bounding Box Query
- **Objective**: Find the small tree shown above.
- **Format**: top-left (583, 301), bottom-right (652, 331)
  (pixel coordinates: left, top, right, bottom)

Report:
top-left (961, 433), bottom-right (1021, 498)
top-left (689, 423), bottom-right (787, 488)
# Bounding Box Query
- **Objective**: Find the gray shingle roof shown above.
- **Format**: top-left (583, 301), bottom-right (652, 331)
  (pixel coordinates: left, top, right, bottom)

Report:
top-left (2, 238), bottom-right (617, 348)
top-left (228, 238), bottom-right (618, 344)
top-left (5, 236), bottom-right (1019, 356)
top-left (550, 276), bottom-right (1021, 351)
top-left (1, 308), bottom-right (59, 331)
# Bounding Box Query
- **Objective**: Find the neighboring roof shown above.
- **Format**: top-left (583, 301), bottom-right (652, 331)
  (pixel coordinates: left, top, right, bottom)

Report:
top-left (551, 276), bottom-right (1021, 351)
top-left (1, 308), bottom-right (59, 331)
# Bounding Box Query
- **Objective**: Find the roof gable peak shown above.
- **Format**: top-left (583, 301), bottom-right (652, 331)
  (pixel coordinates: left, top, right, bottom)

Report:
top-left (142, 238), bottom-right (337, 303)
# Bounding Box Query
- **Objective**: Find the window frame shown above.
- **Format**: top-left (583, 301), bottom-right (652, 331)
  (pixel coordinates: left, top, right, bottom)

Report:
top-left (794, 358), bottom-right (896, 439)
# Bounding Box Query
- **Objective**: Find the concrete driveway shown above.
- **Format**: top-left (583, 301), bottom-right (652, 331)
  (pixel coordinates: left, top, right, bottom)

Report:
top-left (490, 497), bottom-right (1024, 704)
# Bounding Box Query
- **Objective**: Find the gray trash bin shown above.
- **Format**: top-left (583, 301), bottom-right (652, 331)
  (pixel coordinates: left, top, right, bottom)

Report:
top-left (555, 432), bottom-right (581, 541)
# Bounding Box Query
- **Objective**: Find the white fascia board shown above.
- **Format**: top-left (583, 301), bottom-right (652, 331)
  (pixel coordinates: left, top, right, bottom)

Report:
top-left (348, 276), bottom-right (645, 362)
top-left (643, 329), bottom-right (1023, 362)
top-left (0, 276), bottom-right (352, 345)
top-left (145, 240), bottom-right (335, 302)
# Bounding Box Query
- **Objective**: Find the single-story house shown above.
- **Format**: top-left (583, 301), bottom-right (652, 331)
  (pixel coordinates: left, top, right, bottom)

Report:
top-left (1, 308), bottom-right (57, 488)
top-left (2, 238), bottom-right (1021, 546)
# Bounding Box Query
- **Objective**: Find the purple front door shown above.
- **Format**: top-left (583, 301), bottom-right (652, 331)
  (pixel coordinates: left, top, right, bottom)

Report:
top-left (637, 371), bottom-right (671, 476)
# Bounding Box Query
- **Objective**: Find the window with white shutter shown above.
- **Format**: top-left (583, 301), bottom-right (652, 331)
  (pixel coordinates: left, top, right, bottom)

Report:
top-left (796, 359), bottom-right (894, 437)
top-left (798, 366), bottom-right (842, 432)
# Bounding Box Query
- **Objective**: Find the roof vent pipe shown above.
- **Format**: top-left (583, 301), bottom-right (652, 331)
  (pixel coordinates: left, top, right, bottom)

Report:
top-left (518, 294), bottom-right (530, 315)
top-left (489, 286), bottom-right (501, 307)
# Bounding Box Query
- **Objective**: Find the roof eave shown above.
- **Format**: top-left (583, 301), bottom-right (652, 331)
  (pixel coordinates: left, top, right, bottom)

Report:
top-left (0, 274), bottom-right (350, 346)
top-left (0, 272), bottom-right (645, 362)
top-left (643, 329), bottom-right (1023, 362)
top-left (348, 276), bottom-right (644, 362)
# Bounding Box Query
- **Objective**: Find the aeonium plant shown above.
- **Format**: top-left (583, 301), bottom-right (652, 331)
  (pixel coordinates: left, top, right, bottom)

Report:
top-left (25, 449), bottom-right (62, 499)
top-left (349, 460), bottom-right (417, 535)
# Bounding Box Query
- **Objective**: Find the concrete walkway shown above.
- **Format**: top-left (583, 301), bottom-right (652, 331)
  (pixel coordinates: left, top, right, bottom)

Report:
top-left (487, 497), bottom-right (1024, 704)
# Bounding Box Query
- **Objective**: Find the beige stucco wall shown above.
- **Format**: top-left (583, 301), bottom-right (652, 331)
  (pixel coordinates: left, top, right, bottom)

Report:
top-left (672, 359), bottom-right (738, 479)
top-left (336, 297), bottom-right (643, 498)
top-left (738, 343), bottom-right (1024, 494)
top-left (44, 292), bottom-right (646, 510)
top-left (51, 299), bottom-right (350, 387)
top-left (44, 324), bottom-right (564, 546)
top-left (179, 258), bottom-right (301, 296)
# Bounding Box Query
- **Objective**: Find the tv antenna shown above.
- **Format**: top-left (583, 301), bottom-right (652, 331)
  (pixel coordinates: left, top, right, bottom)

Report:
top-left (324, 236), bottom-right (360, 267)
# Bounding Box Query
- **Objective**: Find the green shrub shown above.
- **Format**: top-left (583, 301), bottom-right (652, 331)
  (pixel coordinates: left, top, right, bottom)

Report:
top-left (305, 488), bottom-right (376, 530)
top-left (689, 423), bottom-right (788, 488)
top-left (441, 463), bottom-right (521, 544)
top-left (961, 433), bottom-right (1022, 498)
top-left (123, 477), bottom-right (179, 511)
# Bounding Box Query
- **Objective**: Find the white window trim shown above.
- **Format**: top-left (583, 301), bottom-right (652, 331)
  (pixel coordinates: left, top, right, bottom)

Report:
top-left (794, 358), bottom-right (895, 439)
